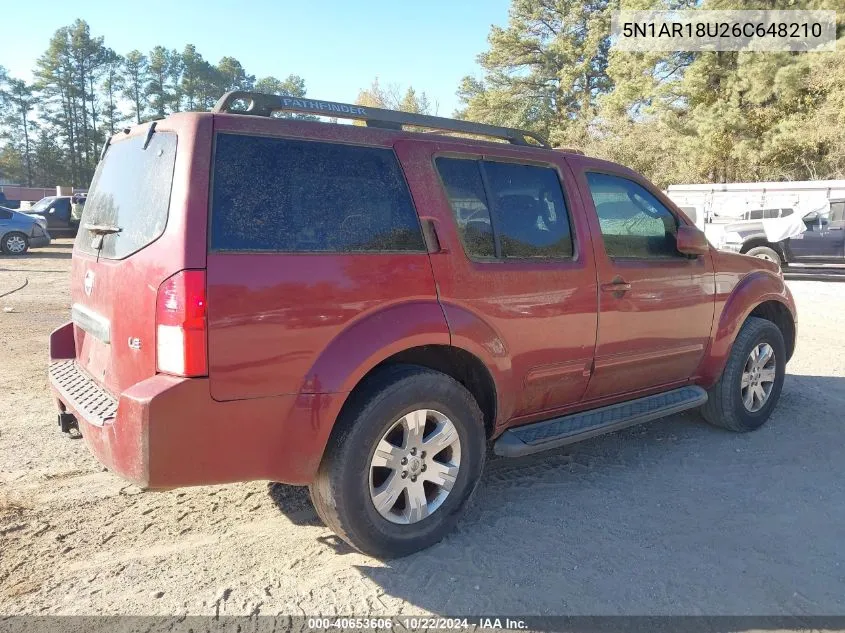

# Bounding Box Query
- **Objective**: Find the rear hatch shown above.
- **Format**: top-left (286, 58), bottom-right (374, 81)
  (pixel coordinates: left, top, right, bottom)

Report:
top-left (70, 119), bottom-right (205, 396)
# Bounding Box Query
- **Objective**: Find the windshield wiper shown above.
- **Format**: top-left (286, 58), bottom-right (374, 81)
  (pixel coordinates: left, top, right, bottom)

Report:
top-left (85, 223), bottom-right (122, 251)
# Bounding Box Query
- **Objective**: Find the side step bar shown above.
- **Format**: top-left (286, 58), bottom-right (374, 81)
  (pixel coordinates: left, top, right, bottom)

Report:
top-left (494, 386), bottom-right (708, 458)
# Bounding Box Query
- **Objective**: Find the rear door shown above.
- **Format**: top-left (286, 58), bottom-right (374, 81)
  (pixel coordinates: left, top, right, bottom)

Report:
top-left (395, 140), bottom-right (598, 425)
top-left (571, 161), bottom-right (715, 400)
top-left (70, 115), bottom-right (212, 396)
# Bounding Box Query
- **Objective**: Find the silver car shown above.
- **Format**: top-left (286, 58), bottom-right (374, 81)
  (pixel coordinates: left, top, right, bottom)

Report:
top-left (0, 206), bottom-right (52, 255)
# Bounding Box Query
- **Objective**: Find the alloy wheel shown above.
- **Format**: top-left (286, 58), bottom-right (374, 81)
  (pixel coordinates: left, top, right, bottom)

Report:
top-left (369, 409), bottom-right (461, 525)
top-left (5, 235), bottom-right (26, 254)
top-left (741, 342), bottom-right (777, 412)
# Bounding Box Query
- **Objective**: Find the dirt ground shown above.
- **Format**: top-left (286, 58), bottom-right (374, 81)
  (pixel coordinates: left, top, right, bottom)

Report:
top-left (1, 238), bottom-right (845, 617)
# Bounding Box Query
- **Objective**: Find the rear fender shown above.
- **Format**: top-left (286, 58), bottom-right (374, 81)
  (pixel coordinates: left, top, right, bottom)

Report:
top-left (697, 270), bottom-right (795, 386)
top-left (300, 300), bottom-right (450, 394)
top-left (439, 302), bottom-right (512, 428)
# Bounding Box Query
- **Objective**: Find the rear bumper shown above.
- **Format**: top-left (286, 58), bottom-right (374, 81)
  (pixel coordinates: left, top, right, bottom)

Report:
top-left (48, 322), bottom-right (343, 489)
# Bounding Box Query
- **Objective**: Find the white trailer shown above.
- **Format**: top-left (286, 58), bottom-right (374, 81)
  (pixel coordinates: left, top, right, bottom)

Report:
top-left (666, 180), bottom-right (845, 230)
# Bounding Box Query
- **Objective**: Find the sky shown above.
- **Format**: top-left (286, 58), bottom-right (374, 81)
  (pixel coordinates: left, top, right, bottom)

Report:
top-left (1, 0), bottom-right (512, 116)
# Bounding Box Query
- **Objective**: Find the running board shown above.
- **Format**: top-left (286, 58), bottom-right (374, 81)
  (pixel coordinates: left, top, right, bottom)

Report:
top-left (494, 386), bottom-right (708, 458)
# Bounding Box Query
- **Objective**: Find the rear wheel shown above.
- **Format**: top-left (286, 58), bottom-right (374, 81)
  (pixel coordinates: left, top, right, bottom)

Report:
top-left (309, 365), bottom-right (486, 559)
top-left (700, 317), bottom-right (786, 432)
top-left (1, 232), bottom-right (29, 255)
top-left (746, 245), bottom-right (781, 267)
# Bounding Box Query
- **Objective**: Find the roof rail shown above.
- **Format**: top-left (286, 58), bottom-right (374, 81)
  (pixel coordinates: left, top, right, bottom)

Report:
top-left (212, 91), bottom-right (550, 148)
top-left (555, 147), bottom-right (585, 155)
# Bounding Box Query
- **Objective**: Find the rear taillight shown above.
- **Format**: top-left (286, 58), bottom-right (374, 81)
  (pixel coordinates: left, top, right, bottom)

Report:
top-left (155, 270), bottom-right (207, 377)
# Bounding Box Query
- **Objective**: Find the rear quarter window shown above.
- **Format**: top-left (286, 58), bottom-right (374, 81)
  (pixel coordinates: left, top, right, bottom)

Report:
top-left (210, 134), bottom-right (425, 253)
top-left (75, 132), bottom-right (177, 259)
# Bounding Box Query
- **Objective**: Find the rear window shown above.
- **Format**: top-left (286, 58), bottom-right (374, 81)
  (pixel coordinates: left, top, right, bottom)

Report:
top-left (75, 132), bottom-right (177, 259)
top-left (210, 134), bottom-right (425, 252)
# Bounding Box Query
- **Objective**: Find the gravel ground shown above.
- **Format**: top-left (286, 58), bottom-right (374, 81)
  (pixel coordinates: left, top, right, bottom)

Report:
top-left (1, 239), bottom-right (844, 617)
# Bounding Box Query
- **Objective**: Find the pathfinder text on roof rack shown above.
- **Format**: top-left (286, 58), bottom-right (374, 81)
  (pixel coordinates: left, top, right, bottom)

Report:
top-left (279, 98), bottom-right (367, 115)
top-left (212, 90), bottom-right (551, 147)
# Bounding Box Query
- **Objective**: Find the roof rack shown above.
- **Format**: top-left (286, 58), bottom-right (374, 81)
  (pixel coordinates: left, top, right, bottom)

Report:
top-left (212, 91), bottom-right (550, 148)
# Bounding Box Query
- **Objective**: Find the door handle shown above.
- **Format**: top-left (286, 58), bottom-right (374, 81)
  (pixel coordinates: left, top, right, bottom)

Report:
top-left (600, 278), bottom-right (631, 293)
top-left (421, 219), bottom-right (442, 253)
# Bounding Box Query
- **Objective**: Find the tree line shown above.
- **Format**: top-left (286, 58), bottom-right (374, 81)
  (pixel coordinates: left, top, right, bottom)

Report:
top-left (0, 19), bottom-right (308, 188)
top-left (2, 3), bottom-right (844, 191)
top-left (457, 0), bottom-right (845, 187)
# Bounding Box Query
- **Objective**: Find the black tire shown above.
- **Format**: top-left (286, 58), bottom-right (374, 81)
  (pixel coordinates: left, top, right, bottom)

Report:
top-left (1, 232), bottom-right (29, 255)
top-left (745, 245), bottom-right (781, 267)
top-left (309, 364), bottom-right (486, 559)
top-left (700, 317), bottom-right (786, 432)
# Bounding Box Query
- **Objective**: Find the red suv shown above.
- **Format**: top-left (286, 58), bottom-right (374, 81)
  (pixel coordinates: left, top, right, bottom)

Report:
top-left (49, 92), bottom-right (796, 558)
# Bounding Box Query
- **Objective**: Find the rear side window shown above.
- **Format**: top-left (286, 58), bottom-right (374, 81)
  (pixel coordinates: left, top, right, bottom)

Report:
top-left (433, 158), bottom-right (495, 258)
top-left (483, 161), bottom-right (572, 259)
top-left (435, 157), bottom-right (573, 260)
top-left (744, 208), bottom-right (792, 220)
top-left (76, 132), bottom-right (177, 259)
top-left (586, 172), bottom-right (680, 259)
top-left (211, 134), bottom-right (424, 252)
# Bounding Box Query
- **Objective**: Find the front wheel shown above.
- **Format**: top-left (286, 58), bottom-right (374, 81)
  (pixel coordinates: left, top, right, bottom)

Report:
top-left (746, 246), bottom-right (782, 267)
top-left (700, 317), bottom-right (786, 432)
top-left (1, 232), bottom-right (29, 255)
top-left (309, 365), bottom-right (486, 559)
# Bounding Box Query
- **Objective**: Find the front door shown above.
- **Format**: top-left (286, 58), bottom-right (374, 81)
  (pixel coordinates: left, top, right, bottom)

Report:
top-left (570, 162), bottom-right (716, 401)
top-left (788, 200), bottom-right (845, 261)
top-left (45, 197), bottom-right (71, 230)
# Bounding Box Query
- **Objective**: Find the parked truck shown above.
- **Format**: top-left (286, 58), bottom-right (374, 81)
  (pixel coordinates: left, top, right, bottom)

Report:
top-left (21, 195), bottom-right (80, 235)
top-left (666, 180), bottom-right (845, 266)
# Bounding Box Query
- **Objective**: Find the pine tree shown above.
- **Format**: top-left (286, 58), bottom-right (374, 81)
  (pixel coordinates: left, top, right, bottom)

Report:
top-left (457, 0), bottom-right (614, 143)
top-left (216, 56), bottom-right (255, 92)
top-left (147, 46), bottom-right (172, 119)
top-left (398, 87), bottom-right (432, 114)
top-left (101, 49), bottom-right (124, 135)
top-left (254, 75), bottom-right (314, 119)
top-left (1, 78), bottom-right (36, 185)
top-left (123, 50), bottom-right (148, 124)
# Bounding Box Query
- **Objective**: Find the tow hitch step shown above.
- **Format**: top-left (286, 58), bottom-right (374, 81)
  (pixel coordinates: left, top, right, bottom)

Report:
top-left (494, 386), bottom-right (708, 458)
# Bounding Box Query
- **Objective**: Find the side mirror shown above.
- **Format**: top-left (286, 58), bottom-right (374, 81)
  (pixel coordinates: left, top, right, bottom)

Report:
top-left (676, 225), bottom-right (710, 256)
top-left (803, 211), bottom-right (819, 224)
